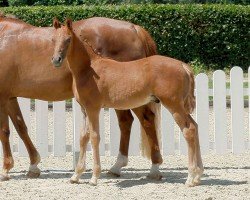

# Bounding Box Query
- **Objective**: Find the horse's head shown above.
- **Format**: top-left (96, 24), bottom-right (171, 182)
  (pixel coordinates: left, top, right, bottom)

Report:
top-left (51, 18), bottom-right (73, 67)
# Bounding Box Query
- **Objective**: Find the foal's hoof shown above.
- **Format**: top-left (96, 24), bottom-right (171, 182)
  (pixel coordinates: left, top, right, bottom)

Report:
top-left (185, 179), bottom-right (200, 187)
top-left (147, 172), bottom-right (163, 180)
top-left (89, 177), bottom-right (98, 186)
top-left (70, 174), bottom-right (80, 184)
top-left (185, 167), bottom-right (203, 187)
top-left (0, 174), bottom-right (10, 181)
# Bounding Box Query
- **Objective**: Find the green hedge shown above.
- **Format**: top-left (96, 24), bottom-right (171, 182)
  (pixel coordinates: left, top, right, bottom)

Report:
top-left (5, 0), bottom-right (250, 6)
top-left (1, 4), bottom-right (250, 70)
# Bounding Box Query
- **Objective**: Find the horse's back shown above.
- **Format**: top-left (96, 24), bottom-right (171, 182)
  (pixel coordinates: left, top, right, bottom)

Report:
top-left (74, 17), bottom-right (148, 61)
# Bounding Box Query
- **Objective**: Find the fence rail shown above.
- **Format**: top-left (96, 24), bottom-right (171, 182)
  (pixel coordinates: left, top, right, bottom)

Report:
top-left (0, 67), bottom-right (249, 165)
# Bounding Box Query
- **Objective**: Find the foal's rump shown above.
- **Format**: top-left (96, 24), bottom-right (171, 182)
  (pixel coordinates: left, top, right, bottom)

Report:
top-left (149, 56), bottom-right (195, 114)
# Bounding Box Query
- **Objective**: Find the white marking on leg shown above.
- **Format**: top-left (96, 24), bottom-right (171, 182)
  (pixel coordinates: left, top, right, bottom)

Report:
top-left (29, 164), bottom-right (41, 174)
top-left (147, 164), bottom-right (162, 180)
top-left (89, 176), bottom-right (98, 186)
top-left (109, 152), bottom-right (128, 176)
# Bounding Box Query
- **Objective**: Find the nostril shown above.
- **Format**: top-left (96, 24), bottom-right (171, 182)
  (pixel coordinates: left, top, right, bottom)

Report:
top-left (58, 57), bottom-right (62, 62)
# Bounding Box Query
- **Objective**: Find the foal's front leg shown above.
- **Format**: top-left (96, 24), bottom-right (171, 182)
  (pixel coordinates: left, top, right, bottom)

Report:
top-left (70, 113), bottom-right (90, 183)
top-left (86, 108), bottom-right (101, 186)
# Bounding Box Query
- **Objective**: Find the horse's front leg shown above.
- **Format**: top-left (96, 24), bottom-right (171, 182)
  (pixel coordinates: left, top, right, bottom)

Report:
top-left (7, 98), bottom-right (41, 178)
top-left (0, 100), bottom-right (14, 181)
top-left (86, 108), bottom-right (101, 186)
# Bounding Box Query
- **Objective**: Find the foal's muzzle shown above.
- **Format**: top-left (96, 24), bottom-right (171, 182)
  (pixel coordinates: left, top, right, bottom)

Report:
top-left (51, 56), bottom-right (63, 67)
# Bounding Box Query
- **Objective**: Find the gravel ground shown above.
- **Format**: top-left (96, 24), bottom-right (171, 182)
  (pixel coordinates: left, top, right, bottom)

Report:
top-left (1, 109), bottom-right (250, 200)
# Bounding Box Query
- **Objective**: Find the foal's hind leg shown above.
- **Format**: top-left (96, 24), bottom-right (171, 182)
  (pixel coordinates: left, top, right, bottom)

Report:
top-left (132, 105), bottom-right (163, 180)
top-left (0, 102), bottom-right (13, 181)
top-left (7, 98), bottom-right (41, 178)
top-left (165, 104), bottom-right (203, 186)
top-left (109, 110), bottom-right (132, 176)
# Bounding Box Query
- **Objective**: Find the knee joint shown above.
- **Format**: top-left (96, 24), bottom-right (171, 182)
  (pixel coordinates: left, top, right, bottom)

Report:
top-left (183, 126), bottom-right (197, 141)
top-left (1, 128), bottom-right (10, 137)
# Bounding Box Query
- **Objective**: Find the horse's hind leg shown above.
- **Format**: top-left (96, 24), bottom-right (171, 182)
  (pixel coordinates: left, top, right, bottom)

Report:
top-left (132, 105), bottom-right (163, 180)
top-left (7, 98), bottom-right (41, 178)
top-left (163, 101), bottom-right (203, 186)
top-left (0, 101), bottom-right (13, 181)
top-left (109, 110), bottom-right (133, 176)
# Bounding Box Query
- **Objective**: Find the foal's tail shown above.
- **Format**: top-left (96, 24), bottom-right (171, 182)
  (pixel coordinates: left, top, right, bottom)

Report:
top-left (134, 25), bottom-right (158, 56)
top-left (183, 64), bottom-right (196, 114)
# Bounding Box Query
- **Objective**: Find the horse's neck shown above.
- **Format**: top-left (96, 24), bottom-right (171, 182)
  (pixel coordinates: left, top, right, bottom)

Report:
top-left (67, 35), bottom-right (91, 76)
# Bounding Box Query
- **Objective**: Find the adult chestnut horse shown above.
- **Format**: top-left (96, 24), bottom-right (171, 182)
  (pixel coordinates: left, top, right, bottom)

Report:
top-left (51, 19), bottom-right (203, 186)
top-left (0, 14), bottom-right (162, 181)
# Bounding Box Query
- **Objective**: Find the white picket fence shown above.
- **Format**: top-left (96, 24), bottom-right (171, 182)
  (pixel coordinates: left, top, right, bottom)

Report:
top-left (0, 67), bottom-right (249, 165)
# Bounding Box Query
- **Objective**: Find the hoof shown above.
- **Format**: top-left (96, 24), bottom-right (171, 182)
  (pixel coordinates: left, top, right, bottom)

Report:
top-left (70, 174), bottom-right (80, 184)
top-left (147, 164), bottom-right (162, 180)
top-left (147, 172), bottom-right (163, 180)
top-left (185, 179), bottom-right (200, 187)
top-left (185, 168), bottom-right (203, 187)
top-left (26, 170), bottom-right (40, 178)
top-left (89, 177), bottom-right (97, 186)
top-left (0, 174), bottom-right (10, 181)
top-left (26, 165), bottom-right (41, 178)
top-left (107, 169), bottom-right (121, 177)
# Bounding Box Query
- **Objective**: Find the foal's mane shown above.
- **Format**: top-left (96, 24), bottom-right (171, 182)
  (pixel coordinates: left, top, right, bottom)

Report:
top-left (82, 38), bottom-right (103, 60)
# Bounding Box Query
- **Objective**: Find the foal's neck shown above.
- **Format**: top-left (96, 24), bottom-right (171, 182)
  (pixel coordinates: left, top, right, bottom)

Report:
top-left (67, 33), bottom-right (91, 76)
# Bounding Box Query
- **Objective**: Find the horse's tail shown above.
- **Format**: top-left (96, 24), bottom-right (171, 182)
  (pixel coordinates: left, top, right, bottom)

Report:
top-left (134, 25), bottom-right (158, 57)
top-left (140, 102), bottom-right (162, 160)
top-left (183, 64), bottom-right (196, 114)
top-left (134, 25), bottom-right (161, 160)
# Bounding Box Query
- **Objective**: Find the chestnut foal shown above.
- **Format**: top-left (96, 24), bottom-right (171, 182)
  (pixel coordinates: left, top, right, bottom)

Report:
top-left (52, 19), bottom-right (203, 186)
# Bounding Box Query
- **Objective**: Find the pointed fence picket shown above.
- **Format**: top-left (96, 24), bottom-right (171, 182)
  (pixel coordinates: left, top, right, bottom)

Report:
top-left (53, 101), bottom-right (66, 156)
top-left (196, 73), bottom-right (210, 154)
top-left (35, 100), bottom-right (49, 157)
top-left (213, 70), bottom-right (227, 154)
top-left (161, 109), bottom-right (175, 155)
top-left (230, 67), bottom-right (245, 154)
top-left (18, 98), bottom-right (30, 156)
top-left (0, 66), bottom-right (249, 167)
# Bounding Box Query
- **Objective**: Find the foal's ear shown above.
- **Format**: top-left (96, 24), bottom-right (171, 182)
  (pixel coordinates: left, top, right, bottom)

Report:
top-left (53, 17), bottom-right (61, 29)
top-left (65, 18), bottom-right (73, 31)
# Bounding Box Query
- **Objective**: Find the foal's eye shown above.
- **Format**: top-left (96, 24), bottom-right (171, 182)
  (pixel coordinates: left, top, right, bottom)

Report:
top-left (66, 38), bottom-right (71, 43)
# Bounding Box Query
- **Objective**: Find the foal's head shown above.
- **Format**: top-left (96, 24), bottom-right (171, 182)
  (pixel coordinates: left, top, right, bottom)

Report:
top-left (51, 18), bottom-right (73, 67)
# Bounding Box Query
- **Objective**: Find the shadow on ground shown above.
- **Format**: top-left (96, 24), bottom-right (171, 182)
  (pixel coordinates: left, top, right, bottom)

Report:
top-left (9, 166), bottom-right (249, 188)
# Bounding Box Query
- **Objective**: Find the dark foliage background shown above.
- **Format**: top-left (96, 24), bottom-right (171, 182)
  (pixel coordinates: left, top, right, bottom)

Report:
top-left (1, 4), bottom-right (250, 70)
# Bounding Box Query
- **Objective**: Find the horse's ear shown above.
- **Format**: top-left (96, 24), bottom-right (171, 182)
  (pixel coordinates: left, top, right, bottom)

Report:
top-left (53, 17), bottom-right (61, 29)
top-left (65, 18), bottom-right (73, 31)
